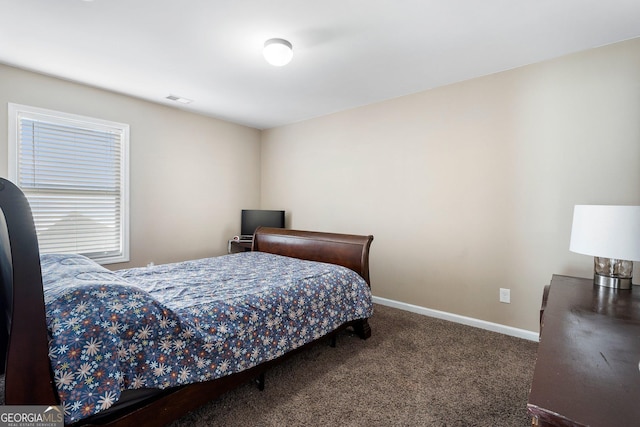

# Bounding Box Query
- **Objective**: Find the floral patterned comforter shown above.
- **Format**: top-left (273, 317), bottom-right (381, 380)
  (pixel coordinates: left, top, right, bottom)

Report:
top-left (41, 252), bottom-right (373, 424)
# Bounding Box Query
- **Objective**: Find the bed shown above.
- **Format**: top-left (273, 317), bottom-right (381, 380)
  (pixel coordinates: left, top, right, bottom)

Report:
top-left (0, 177), bottom-right (374, 426)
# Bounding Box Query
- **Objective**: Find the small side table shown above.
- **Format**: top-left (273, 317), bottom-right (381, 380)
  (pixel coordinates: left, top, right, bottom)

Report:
top-left (228, 239), bottom-right (252, 254)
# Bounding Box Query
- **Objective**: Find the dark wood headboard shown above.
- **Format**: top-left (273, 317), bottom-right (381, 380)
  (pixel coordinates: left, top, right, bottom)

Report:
top-left (252, 226), bottom-right (374, 286)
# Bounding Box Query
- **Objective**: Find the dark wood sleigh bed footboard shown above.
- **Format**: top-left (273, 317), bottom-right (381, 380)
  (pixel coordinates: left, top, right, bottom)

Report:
top-left (0, 178), bottom-right (374, 426)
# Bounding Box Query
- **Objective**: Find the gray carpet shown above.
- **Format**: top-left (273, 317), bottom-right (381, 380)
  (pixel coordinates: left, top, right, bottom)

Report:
top-left (168, 304), bottom-right (537, 426)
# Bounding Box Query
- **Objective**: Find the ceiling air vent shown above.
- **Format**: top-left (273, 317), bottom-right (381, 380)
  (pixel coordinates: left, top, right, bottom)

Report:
top-left (165, 95), bottom-right (193, 104)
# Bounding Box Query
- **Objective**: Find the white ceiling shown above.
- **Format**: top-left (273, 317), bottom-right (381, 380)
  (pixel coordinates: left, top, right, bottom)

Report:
top-left (1, 1), bottom-right (640, 130)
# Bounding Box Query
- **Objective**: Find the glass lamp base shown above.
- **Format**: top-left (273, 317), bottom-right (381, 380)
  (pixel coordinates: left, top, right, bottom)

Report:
top-left (593, 257), bottom-right (633, 290)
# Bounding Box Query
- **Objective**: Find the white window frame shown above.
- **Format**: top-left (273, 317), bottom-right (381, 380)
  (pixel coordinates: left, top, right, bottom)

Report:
top-left (8, 103), bottom-right (130, 264)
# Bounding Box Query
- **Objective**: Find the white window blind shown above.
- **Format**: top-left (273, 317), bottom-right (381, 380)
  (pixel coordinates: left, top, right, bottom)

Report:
top-left (8, 103), bottom-right (129, 264)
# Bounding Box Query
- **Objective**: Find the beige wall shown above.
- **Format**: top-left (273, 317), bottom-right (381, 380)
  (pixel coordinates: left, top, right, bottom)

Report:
top-left (261, 38), bottom-right (640, 333)
top-left (0, 63), bottom-right (261, 269)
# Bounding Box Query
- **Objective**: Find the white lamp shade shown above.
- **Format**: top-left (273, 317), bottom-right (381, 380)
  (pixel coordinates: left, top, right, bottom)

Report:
top-left (570, 205), bottom-right (640, 261)
top-left (263, 38), bottom-right (293, 66)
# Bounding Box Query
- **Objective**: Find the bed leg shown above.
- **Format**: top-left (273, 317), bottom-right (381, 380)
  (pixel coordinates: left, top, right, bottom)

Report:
top-left (330, 335), bottom-right (337, 348)
top-left (352, 319), bottom-right (372, 340)
top-left (255, 372), bottom-right (265, 391)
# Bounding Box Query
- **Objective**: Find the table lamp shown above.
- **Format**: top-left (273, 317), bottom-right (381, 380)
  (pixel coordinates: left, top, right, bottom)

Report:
top-left (569, 205), bottom-right (640, 290)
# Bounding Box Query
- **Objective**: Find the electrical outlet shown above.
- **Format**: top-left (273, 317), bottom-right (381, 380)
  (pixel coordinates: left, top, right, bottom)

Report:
top-left (499, 288), bottom-right (510, 304)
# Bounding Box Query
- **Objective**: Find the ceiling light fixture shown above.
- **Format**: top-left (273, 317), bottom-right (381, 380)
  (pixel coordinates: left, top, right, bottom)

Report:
top-left (263, 38), bottom-right (293, 67)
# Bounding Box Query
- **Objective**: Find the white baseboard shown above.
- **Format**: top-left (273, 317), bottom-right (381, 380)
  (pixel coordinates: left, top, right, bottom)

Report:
top-left (372, 296), bottom-right (539, 342)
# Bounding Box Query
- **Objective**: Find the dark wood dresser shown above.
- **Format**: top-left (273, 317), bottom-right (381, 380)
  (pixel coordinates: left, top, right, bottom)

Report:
top-left (528, 274), bottom-right (640, 426)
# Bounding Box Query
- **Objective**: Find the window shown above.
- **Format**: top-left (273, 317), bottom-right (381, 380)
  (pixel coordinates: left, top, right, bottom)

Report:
top-left (8, 103), bottom-right (129, 264)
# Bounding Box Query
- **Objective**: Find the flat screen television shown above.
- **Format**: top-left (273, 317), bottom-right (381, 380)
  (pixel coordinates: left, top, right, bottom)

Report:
top-left (241, 209), bottom-right (285, 238)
